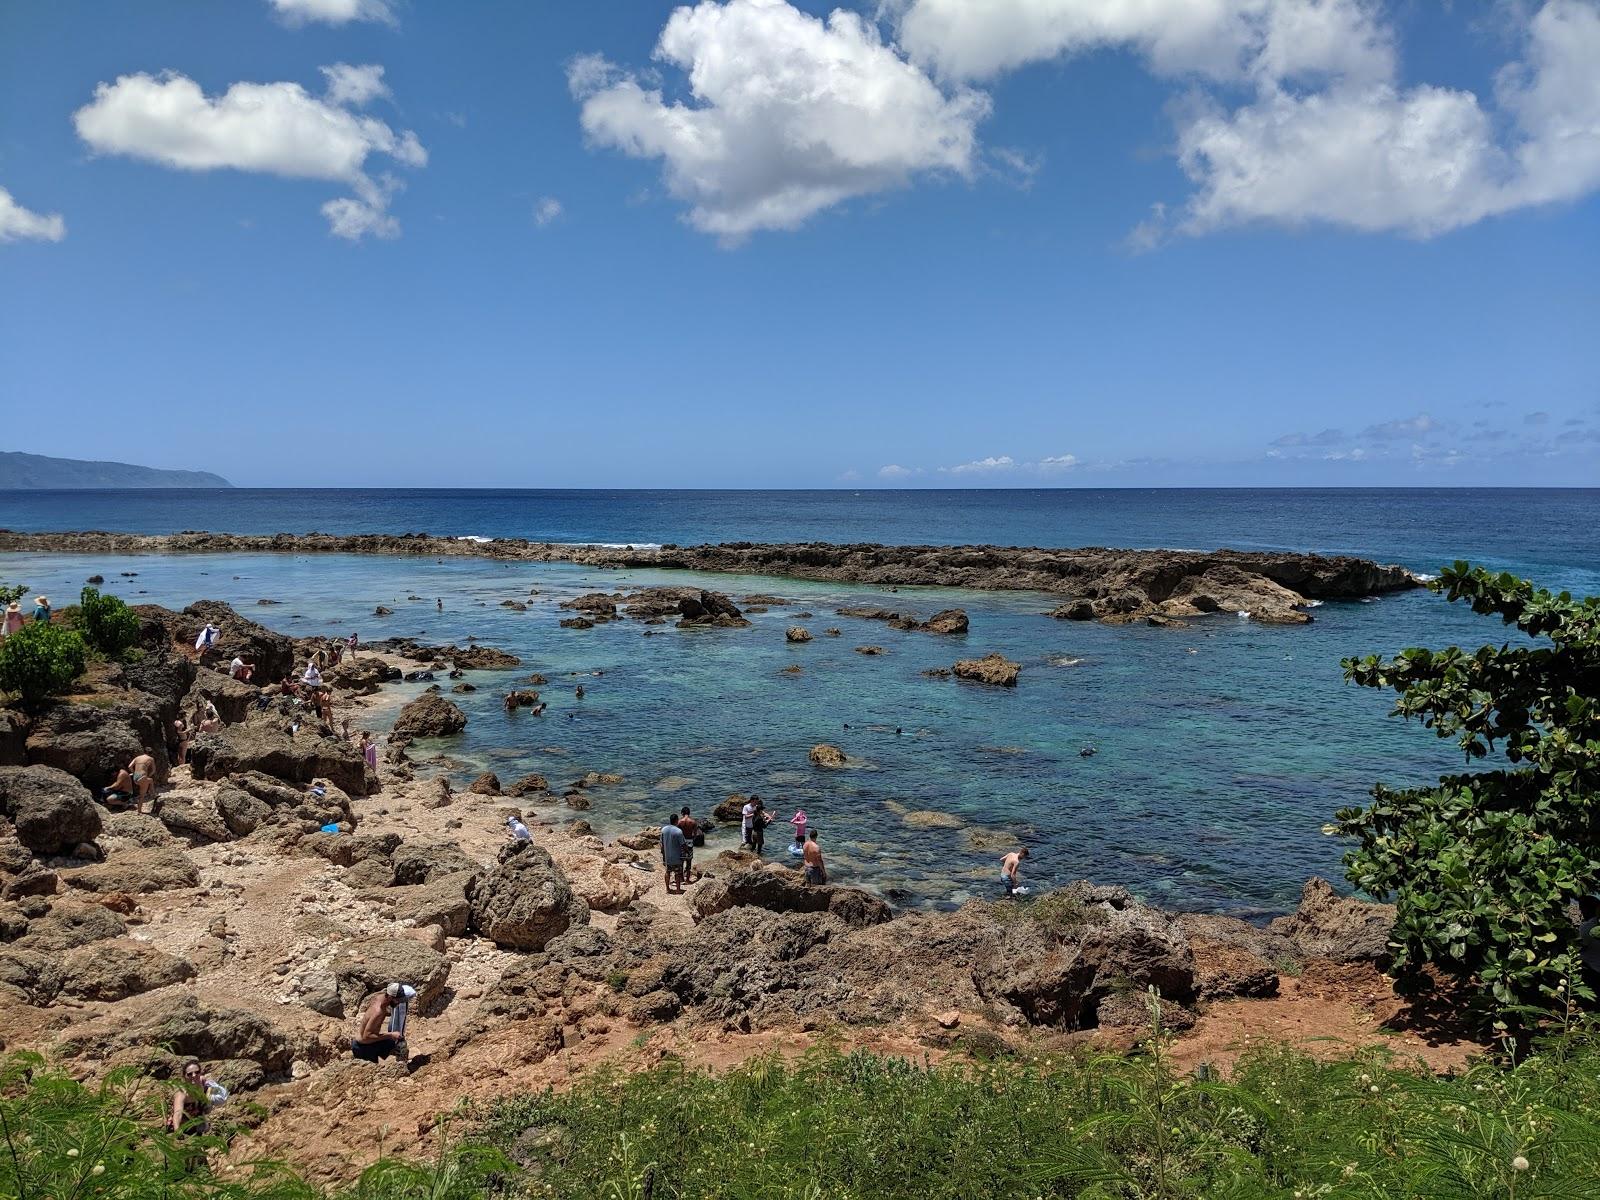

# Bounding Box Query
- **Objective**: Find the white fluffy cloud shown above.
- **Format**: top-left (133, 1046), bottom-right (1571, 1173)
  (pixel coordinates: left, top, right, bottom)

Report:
top-left (267, 0), bottom-right (395, 26)
top-left (73, 66), bottom-right (425, 239)
top-left (570, 0), bottom-right (988, 239)
top-left (892, 0), bottom-right (1394, 86)
top-left (900, 0), bottom-right (1600, 241)
top-left (878, 464), bottom-right (919, 479)
top-left (0, 187), bottom-right (66, 243)
top-left (534, 197), bottom-right (564, 227)
top-left (943, 455), bottom-right (1018, 475)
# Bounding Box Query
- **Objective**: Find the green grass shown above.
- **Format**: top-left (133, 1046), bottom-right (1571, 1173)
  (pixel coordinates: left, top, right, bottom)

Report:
top-left (8, 1026), bottom-right (1600, 1198)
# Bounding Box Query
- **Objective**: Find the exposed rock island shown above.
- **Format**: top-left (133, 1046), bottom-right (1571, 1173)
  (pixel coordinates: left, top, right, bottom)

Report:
top-left (0, 531), bottom-right (1420, 624)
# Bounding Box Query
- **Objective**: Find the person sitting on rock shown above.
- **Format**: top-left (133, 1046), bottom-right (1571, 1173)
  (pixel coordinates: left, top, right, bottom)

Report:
top-left (1001, 847), bottom-right (1029, 897)
top-left (505, 814), bottom-right (532, 842)
top-left (351, 982), bottom-right (409, 1062)
top-left (302, 661), bottom-right (323, 687)
top-left (101, 767), bottom-right (136, 809)
top-left (660, 813), bottom-right (687, 893)
top-left (802, 830), bottom-right (827, 886)
top-left (228, 655), bottom-right (254, 682)
top-left (128, 753), bottom-right (158, 810)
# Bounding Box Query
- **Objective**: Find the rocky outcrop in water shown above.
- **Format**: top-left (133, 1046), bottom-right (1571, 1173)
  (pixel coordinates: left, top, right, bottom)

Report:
top-left (0, 532), bottom-right (1418, 625)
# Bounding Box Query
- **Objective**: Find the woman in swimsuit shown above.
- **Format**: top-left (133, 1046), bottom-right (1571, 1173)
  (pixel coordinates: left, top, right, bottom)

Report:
top-left (169, 1061), bottom-right (211, 1137)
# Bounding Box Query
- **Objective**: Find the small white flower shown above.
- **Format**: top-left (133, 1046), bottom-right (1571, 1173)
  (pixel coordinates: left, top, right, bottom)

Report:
top-left (92, 1165), bottom-right (105, 1177)
top-left (66, 1148), bottom-right (79, 1158)
top-left (1513, 1156), bottom-right (1530, 1171)
top-left (1370, 1085), bottom-right (1379, 1093)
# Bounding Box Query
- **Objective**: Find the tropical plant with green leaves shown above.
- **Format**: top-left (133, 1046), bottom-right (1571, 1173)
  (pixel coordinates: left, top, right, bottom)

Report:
top-left (0, 619), bottom-right (87, 709)
top-left (1336, 562), bottom-right (1600, 1033)
top-left (0, 581), bottom-right (26, 609)
top-left (79, 584), bottom-right (141, 657)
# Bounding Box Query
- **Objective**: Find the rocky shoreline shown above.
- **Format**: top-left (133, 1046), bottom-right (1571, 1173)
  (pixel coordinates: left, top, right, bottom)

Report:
top-left (0, 530), bottom-right (1420, 624)
top-left (0, 596), bottom-right (1471, 1182)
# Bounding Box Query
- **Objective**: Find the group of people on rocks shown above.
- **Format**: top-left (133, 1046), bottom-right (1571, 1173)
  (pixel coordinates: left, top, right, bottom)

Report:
top-left (1, 594), bottom-right (50, 636)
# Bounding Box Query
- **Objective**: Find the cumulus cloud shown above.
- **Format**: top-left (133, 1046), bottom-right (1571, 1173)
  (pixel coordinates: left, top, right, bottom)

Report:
top-left (892, 0), bottom-right (1395, 86)
top-left (569, 0), bottom-right (988, 239)
top-left (320, 63), bottom-right (391, 108)
top-left (878, 464), bottom-right (920, 479)
top-left (533, 196), bottom-right (564, 227)
top-left (267, 0), bottom-right (395, 26)
top-left (0, 187), bottom-right (66, 243)
top-left (1038, 453), bottom-right (1078, 469)
top-left (943, 455), bottom-right (1018, 475)
top-left (896, 0), bottom-right (1600, 241)
top-left (73, 67), bottom-right (425, 240)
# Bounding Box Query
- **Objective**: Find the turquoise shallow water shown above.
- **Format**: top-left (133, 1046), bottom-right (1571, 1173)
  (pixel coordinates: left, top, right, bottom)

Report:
top-left (0, 545), bottom-right (1557, 916)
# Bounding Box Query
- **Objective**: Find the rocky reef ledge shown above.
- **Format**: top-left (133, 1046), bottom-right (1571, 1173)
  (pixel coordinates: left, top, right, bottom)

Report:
top-left (0, 531), bottom-right (1419, 624)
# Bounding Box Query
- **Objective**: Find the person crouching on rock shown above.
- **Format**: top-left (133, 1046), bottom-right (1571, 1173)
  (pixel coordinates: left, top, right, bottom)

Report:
top-left (100, 767), bottom-right (136, 810)
top-left (352, 982), bottom-right (411, 1062)
top-left (169, 1060), bottom-right (212, 1137)
top-left (660, 812), bottom-right (687, 894)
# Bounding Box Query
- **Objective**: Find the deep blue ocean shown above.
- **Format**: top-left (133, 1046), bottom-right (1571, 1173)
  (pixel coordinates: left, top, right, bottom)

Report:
top-left (3, 488), bottom-right (1595, 916)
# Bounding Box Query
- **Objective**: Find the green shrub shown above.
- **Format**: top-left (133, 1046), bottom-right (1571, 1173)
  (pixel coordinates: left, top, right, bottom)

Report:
top-left (0, 582), bottom-right (26, 609)
top-left (79, 585), bottom-right (141, 657)
top-left (0, 620), bottom-right (87, 707)
top-left (1337, 563), bottom-right (1600, 1035)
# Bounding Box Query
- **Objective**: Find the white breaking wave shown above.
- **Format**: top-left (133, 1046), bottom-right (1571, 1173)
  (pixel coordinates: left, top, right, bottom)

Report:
top-left (1303, 599), bottom-right (1324, 608)
top-left (455, 535), bottom-right (495, 544)
top-left (1413, 573), bottom-right (1438, 582)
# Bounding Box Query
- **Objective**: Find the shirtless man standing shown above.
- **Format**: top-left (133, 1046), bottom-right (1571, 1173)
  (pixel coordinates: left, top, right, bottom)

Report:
top-left (128, 753), bottom-right (158, 810)
top-left (1000, 847), bottom-right (1029, 897)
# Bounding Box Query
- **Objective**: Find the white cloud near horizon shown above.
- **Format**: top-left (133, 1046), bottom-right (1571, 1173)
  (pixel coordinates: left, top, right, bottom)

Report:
top-left (569, 0), bottom-right (988, 240)
top-left (73, 66), bottom-right (426, 240)
top-left (534, 196), bottom-right (564, 227)
top-left (0, 187), bottom-right (66, 243)
top-left (267, 0), bottom-right (396, 27)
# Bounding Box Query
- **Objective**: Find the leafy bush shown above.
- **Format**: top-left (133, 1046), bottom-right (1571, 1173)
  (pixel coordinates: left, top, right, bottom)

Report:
top-left (1337, 563), bottom-right (1600, 1034)
top-left (0, 581), bottom-right (26, 609)
top-left (79, 585), bottom-right (141, 657)
top-left (0, 620), bottom-right (87, 707)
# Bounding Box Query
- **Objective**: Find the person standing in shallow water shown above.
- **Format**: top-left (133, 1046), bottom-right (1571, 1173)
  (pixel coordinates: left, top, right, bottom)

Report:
top-left (802, 830), bottom-right (827, 885)
top-left (1001, 847), bottom-right (1029, 897)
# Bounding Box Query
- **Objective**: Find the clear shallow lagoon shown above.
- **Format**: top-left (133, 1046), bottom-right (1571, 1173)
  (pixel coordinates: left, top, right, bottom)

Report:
top-left (2, 488), bottom-right (1596, 916)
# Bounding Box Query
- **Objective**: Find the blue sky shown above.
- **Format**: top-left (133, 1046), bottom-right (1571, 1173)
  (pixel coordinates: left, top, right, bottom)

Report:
top-left (1, 0), bottom-right (1596, 488)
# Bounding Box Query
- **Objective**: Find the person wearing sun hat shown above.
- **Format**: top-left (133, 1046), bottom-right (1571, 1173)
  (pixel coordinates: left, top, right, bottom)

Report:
top-left (2, 601), bottom-right (22, 638)
top-left (30, 596), bottom-right (50, 625)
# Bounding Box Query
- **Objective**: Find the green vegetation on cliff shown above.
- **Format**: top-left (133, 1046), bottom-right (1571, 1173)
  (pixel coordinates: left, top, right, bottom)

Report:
top-left (1338, 563), bottom-right (1600, 1034)
top-left (9, 1025), bottom-right (1600, 1198)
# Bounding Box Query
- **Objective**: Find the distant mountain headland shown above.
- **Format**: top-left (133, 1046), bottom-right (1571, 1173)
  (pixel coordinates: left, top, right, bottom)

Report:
top-left (0, 450), bottom-right (231, 489)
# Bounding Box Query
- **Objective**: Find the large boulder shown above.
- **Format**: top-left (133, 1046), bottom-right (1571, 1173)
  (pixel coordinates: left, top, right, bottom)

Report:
top-left (24, 695), bottom-right (169, 786)
top-left (186, 671), bottom-right (261, 725)
top-left (62, 940), bottom-right (196, 1001)
top-left (467, 841), bottom-right (589, 950)
top-left (691, 866), bottom-right (892, 929)
top-left (153, 790), bottom-right (232, 844)
top-left (1267, 877), bottom-right (1395, 963)
top-left (166, 601), bottom-right (296, 683)
top-left (0, 946), bottom-right (66, 1005)
top-left (677, 591), bottom-right (751, 629)
top-left (14, 900), bottom-right (126, 952)
top-left (451, 645), bottom-right (521, 669)
top-left (64, 848), bottom-right (199, 894)
top-left (391, 694), bottom-right (467, 739)
top-left (214, 782), bottom-right (272, 837)
top-left (326, 657), bottom-right (395, 695)
top-left (389, 870), bottom-right (479, 938)
top-left (329, 936), bottom-right (451, 1016)
top-left (953, 653), bottom-right (1020, 687)
top-left (922, 609), bottom-right (969, 635)
top-left (0, 765), bottom-right (102, 855)
top-left (188, 724), bottom-right (369, 796)
top-left (970, 885), bottom-right (1195, 1028)
top-left (391, 841), bottom-right (477, 886)
top-left (53, 991), bottom-right (300, 1076)
top-left (119, 645), bottom-right (197, 727)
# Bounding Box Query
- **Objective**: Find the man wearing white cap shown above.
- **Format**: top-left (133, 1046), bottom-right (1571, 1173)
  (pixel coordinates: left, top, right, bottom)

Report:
top-left (351, 981), bottom-right (416, 1062)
